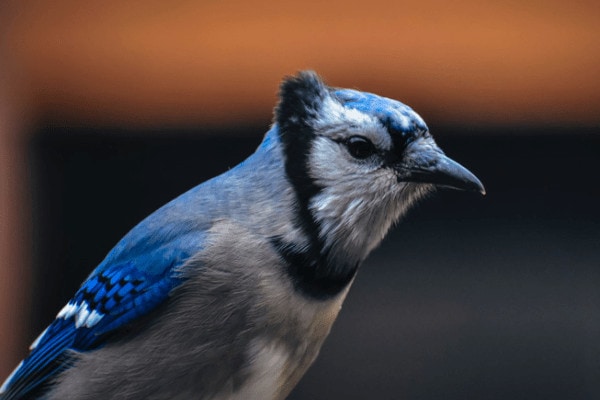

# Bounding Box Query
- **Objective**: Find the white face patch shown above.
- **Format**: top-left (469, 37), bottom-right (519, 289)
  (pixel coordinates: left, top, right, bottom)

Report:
top-left (305, 94), bottom-right (434, 265)
top-left (310, 177), bottom-right (432, 266)
top-left (307, 133), bottom-right (418, 264)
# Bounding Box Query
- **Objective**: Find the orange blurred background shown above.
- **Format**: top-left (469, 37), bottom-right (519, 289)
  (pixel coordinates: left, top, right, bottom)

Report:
top-left (2, 0), bottom-right (599, 127)
top-left (0, 0), bottom-right (599, 395)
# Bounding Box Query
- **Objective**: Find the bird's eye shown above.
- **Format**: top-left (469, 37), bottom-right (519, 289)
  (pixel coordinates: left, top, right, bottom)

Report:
top-left (346, 136), bottom-right (376, 159)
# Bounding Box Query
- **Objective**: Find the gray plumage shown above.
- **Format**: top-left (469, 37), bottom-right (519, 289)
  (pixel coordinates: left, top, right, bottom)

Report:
top-left (0, 71), bottom-right (484, 400)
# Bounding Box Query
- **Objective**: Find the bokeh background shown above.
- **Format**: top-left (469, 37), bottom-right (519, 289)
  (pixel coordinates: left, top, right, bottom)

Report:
top-left (1, 1), bottom-right (599, 399)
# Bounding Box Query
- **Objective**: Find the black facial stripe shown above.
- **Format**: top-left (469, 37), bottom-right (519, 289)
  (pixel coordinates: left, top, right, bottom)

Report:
top-left (274, 128), bottom-right (361, 299)
top-left (278, 123), bottom-right (323, 243)
top-left (275, 71), bottom-right (331, 259)
top-left (275, 72), bottom-right (361, 299)
top-left (270, 237), bottom-right (358, 300)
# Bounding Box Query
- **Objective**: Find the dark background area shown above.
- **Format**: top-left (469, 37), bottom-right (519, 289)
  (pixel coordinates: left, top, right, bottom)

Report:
top-left (28, 126), bottom-right (600, 399)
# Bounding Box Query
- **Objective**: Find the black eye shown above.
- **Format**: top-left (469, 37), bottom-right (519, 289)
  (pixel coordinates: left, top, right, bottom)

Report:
top-left (346, 136), bottom-right (376, 159)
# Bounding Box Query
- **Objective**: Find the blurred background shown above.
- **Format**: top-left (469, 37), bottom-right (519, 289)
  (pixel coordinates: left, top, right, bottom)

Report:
top-left (0, 1), bottom-right (599, 399)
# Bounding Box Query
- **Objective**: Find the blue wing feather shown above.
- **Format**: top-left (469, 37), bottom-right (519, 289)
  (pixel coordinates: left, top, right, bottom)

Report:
top-left (0, 207), bottom-right (207, 399)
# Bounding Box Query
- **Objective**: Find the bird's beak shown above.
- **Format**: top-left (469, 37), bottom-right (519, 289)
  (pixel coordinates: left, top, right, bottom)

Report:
top-left (396, 138), bottom-right (486, 195)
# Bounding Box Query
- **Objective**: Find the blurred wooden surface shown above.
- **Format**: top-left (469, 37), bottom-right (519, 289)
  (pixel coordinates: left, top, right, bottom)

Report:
top-left (2, 0), bottom-right (599, 127)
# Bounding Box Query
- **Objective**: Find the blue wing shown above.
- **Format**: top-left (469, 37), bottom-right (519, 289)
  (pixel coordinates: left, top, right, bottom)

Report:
top-left (0, 209), bottom-right (207, 399)
top-left (0, 261), bottom-right (182, 400)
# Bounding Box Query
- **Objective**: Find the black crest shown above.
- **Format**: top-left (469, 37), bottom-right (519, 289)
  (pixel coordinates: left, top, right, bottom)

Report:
top-left (275, 70), bottom-right (329, 131)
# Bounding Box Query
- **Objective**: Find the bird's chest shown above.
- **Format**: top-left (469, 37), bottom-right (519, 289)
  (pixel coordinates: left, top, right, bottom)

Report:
top-left (208, 339), bottom-right (292, 400)
top-left (212, 288), bottom-right (349, 400)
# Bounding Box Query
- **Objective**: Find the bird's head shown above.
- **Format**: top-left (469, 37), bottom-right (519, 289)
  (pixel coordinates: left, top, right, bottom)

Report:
top-left (274, 71), bottom-right (484, 272)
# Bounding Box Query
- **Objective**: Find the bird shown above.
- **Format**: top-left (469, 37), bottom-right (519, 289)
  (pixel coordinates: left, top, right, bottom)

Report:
top-left (0, 71), bottom-right (484, 400)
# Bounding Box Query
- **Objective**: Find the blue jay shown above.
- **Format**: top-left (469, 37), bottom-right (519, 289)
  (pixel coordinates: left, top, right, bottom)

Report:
top-left (0, 71), bottom-right (484, 400)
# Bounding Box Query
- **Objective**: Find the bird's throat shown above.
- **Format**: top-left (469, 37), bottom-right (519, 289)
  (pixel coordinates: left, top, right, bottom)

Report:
top-left (270, 237), bottom-right (358, 300)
